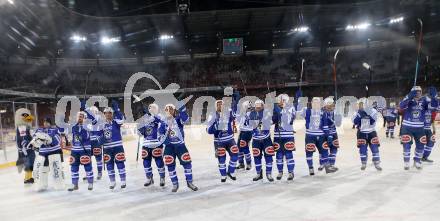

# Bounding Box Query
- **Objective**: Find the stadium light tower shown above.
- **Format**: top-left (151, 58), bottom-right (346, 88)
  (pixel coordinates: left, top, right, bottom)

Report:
top-left (159, 34), bottom-right (174, 40)
top-left (101, 36), bottom-right (120, 44)
top-left (70, 34), bottom-right (87, 42)
top-left (389, 16), bottom-right (404, 24)
top-left (293, 26), bottom-right (309, 33)
top-left (346, 22), bottom-right (371, 31)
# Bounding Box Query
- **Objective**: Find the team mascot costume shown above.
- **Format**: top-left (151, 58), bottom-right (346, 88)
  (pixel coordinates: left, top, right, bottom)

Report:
top-left (15, 108), bottom-right (36, 184)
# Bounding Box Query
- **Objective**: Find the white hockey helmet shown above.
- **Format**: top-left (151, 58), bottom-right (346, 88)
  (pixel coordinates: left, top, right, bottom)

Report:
top-left (148, 103), bottom-right (159, 115)
top-left (390, 102), bottom-right (396, 108)
top-left (411, 86), bottom-right (422, 92)
top-left (254, 99), bottom-right (264, 108)
top-left (88, 106), bottom-right (99, 114)
top-left (103, 107), bottom-right (114, 113)
top-left (277, 94), bottom-right (289, 104)
top-left (323, 97), bottom-right (334, 106)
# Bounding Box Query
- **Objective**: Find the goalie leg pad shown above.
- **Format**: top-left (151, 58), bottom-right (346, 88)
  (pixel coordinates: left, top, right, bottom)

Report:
top-left (48, 154), bottom-right (65, 190)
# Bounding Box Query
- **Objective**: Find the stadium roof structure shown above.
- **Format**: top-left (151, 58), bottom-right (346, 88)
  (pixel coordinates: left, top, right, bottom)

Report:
top-left (0, 0), bottom-right (439, 59)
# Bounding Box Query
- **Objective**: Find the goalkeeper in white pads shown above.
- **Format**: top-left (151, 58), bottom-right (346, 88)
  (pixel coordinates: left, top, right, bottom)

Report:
top-left (30, 118), bottom-right (65, 191)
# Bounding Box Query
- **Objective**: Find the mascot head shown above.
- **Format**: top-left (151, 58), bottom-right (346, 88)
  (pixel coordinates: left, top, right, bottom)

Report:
top-left (14, 108), bottom-right (34, 128)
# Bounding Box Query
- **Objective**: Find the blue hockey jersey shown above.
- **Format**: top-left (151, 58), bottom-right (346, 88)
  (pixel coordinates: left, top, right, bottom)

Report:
top-left (138, 115), bottom-right (167, 148)
top-left (34, 127), bottom-right (62, 154)
top-left (324, 110), bottom-right (338, 135)
top-left (16, 125), bottom-right (32, 153)
top-left (70, 123), bottom-right (91, 152)
top-left (164, 108), bottom-right (189, 145)
top-left (400, 96), bottom-right (438, 128)
top-left (383, 108), bottom-right (398, 122)
top-left (352, 108), bottom-right (378, 133)
top-left (207, 109), bottom-right (235, 142)
top-left (272, 104), bottom-right (296, 139)
top-left (298, 108), bottom-right (328, 136)
top-left (248, 109), bottom-right (271, 140)
top-left (102, 110), bottom-right (124, 149)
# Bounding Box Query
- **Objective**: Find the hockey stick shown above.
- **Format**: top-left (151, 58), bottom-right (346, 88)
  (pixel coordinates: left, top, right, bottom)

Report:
top-left (237, 70), bottom-right (248, 95)
top-left (332, 49), bottom-right (340, 100)
top-left (414, 18), bottom-right (423, 86)
top-left (135, 133), bottom-right (141, 168)
top-left (299, 59), bottom-right (305, 91)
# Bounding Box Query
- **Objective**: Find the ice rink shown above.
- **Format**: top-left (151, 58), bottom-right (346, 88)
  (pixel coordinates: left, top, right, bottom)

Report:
top-left (1, 120), bottom-right (440, 221)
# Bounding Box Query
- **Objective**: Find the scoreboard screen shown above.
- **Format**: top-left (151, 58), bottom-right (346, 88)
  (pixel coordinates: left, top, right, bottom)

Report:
top-left (223, 38), bottom-right (243, 55)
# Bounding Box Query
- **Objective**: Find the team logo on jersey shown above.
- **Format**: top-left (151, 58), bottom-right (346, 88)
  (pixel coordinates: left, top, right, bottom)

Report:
top-left (400, 135), bottom-right (412, 143)
top-left (332, 139), bottom-right (340, 148)
top-left (152, 148), bottom-right (163, 157)
top-left (93, 147), bottom-right (102, 155)
top-left (273, 142), bottom-right (280, 151)
top-left (217, 147), bottom-right (226, 157)
top-left (284, 142), bottom-right (295, 151)
top-left (69, 156), bottom-right (75, 165)
top-left (146, 127), bottom-right (153, 136)
top-left (306, 143), bottom-right (316, 152)
top-left (74, 135), bottom-right (80, 143)
top-left (389, 122), bottom-right (395, 127)
top-left (431, 135), bottom-right (436, 142)
top-left (164, 155), bottom-right (174, 165)
top-left (104, 154), bottom-right (111, 163)
top-left (371, 137), bottom-right (380, 145)
top-left (230, 145), bottom-right (239, 154)
top-left (265, 146), bottom-right (275, 155)
top-left (142, 149), bottom-right (148, 159)
top-left (419, 136), bottom-right (427, 144)
top-left (252, 148), bottom-right (261, 157)
top-left (239, 140), bottom-right (247, 147)
top-left (412, 111), bottom-right (420, 119)
top-left (104, 129), bottom-right (112, 140)
top-left (80, 156), bottom-right (91, 165)
top-left (181, 153), bottom-right (191, 162)
top-left (170, 130), bottom-right (176, 137)
top-left (115, 153), bottom-right (126, 161)
top-left (322, 142), bottom-right (329, 150)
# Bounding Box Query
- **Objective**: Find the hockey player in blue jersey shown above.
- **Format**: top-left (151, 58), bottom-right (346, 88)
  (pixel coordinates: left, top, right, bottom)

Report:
top-left (384, 102), bottom-right (399, 138)
top-left (236, 100), bottom-right (253, 170)
top-left (353, 99), bottom-right (382, 171)
top-left (87, 106), bottom-right (104, 180)
top-left (138, 103), bottom-right (167, 187)
top-left (272, 94), bottom-right (296, 181)
top-left (31, 118), bottom-right (65, 191)
top-left (163, 103), bottom-right (198, 192)
top-left (297, 96), bottom-right (337, 175)
top-left (249, 99), bottom-right (275, 182)
top-left (102, 100), bottom-right (127, 189)
top-left (399, 86), bottom-right (438, 170)
top-left (207, 100), bottom-right (239, 182)
top-left (318, 97), bottom-right (342, 171)
top-left (67, 111), bottom-right (94, 191)
top-left (422, 106), bottom-right (437, 163)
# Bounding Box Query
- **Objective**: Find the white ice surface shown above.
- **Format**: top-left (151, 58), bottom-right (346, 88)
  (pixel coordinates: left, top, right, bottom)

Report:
top-left (1, 121), bottom-right (440, 221)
